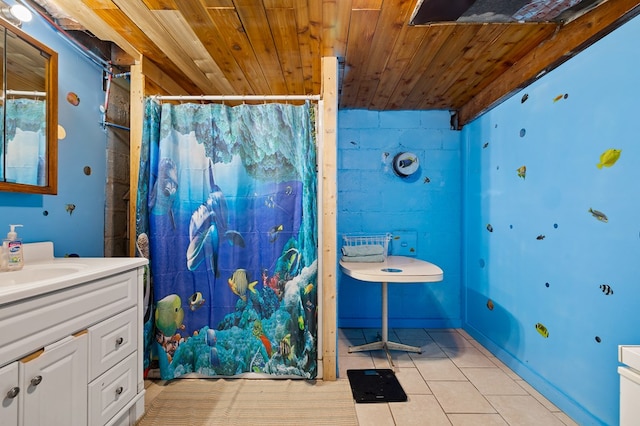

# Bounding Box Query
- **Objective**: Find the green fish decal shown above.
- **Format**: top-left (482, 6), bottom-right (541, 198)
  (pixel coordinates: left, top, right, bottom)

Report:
top-left (597, 148), bottom-right (621, 169)
top-left (155, 294), bottom-right (184, 337)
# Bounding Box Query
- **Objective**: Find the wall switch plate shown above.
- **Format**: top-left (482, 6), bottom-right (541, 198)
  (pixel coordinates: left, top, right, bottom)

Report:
top-left (390, 231), bottom-right (418, 257)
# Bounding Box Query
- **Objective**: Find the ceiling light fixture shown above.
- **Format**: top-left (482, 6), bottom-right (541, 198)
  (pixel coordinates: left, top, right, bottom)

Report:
top-left (0, 1), bottom-right (32, 27)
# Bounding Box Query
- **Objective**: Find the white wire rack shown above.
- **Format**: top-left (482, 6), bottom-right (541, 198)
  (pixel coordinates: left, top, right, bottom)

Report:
top-left (342, 233), bottom-right (392, 259)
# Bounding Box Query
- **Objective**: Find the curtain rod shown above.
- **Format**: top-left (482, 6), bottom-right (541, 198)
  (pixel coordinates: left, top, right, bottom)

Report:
top-left (6, 90), bottom-right (47, 97)
top-left (151, 94), bottom-right (321, 101)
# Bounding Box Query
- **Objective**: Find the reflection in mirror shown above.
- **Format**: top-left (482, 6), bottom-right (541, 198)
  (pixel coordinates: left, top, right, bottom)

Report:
top-left (0, 19), bottom-right (57, 194)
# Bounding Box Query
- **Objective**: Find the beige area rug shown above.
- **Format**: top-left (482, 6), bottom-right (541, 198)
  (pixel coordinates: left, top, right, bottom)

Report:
top-left (137, 379), bottom-right (359, 425)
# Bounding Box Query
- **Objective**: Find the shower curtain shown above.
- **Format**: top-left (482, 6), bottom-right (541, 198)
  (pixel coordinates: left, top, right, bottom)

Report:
top-left (136, 99), bottom-right (318, 380)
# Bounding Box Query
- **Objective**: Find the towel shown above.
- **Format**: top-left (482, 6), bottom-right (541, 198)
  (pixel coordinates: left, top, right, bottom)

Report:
top-left (341, 244), bottom-right (384, 257)
top-left (341, 254), bottom-right (385, 263)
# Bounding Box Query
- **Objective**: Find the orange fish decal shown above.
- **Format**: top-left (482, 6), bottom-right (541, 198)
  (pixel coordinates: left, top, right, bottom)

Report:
top-left (259, 334), bottom-right (272, 357)
top-left (66, 92), bottom-right (80, 106)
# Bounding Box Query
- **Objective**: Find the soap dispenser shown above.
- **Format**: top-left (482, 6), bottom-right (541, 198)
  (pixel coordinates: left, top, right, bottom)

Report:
top-left (4, 224), bottom-right (24, 271)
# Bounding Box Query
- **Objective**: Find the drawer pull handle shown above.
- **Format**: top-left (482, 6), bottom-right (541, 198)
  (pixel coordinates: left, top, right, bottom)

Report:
top-left (115, 386), bottom-right (124, 396)
top-left (31, 376), bottom-right (42, 387)
top-left (115, 337), bottom-right (124, 346)
top-left (6, 387), bottom-right (19, 399)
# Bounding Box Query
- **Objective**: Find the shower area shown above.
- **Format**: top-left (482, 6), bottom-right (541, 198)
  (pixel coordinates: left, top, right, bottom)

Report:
top-left (135, 98), bottom-right (321, 380)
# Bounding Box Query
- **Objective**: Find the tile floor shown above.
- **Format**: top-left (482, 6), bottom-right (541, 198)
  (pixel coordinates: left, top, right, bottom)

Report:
top-left (338, 328), bottom-right (578, 426)
top-left (143, 328), bottom-right (579, 425)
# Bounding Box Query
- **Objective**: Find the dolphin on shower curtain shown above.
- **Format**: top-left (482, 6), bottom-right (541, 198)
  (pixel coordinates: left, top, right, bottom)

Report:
top-left (186, 158), bottom-right (244, 276)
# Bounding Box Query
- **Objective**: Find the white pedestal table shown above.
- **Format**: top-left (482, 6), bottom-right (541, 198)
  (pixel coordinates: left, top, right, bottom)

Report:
top-left (339, 255), bottom-right (443, 368)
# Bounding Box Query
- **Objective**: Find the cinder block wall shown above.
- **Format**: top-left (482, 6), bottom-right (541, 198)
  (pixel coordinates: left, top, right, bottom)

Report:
top-left (337, 110), bottom-right (462, 328)
top-left (104, 76), bottom-right (131, 257)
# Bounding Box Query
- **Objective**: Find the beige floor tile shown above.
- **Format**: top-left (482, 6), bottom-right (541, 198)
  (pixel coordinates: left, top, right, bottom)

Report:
top-left (469, 339), bottom-right (496, 358)
top-left (363, 328), bottom-right (384, 342)
top-left (393, 328), bottom-right (432, 341)
top-left (340, 328), bottom-right (366, 339)
top-left (370, 350), bottom-right (415, 369)
top-left (339, 337), bottom-right (368, 357)
top-left (415, 357), bottom-right (467, 381)
top-left (514, 379), bottom-right (560, 412)
top-left (485, 395), bottom-right (566, 426)
top-left (429, 381), bottom-right (496, 413)
top-left (447, 413), bottom-right (508, 425)
top-left (395, 367), bottom-right (432, 394)
top-left (554, 411), bottom-right (579, 425)
top-left (408, 341), bottom-right (448, 359)
top-left (460, 367), bottom-right (528, 395)
top-left (455, 329), bottom-right (475, 341)
top-left (442, 346), bottom-right (496, 368)
top-left (354, 402), bottom-right (396, 426)
top-left (339, 353), bottom-right (375, 378)
top-left (429, 331), bottom-right (476, 348)
top-left (390, 394), bottom-right (450, 426)
top-left (488, 356), bottom-right (522, 380)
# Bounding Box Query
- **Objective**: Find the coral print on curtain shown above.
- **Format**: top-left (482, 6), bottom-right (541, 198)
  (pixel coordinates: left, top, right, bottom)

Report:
top-left (136, 99), bottom-right (318, 380)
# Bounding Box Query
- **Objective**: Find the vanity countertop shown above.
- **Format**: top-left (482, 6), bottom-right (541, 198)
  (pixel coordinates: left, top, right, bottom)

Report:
top-left (0, 256), bottom-right (147, 305)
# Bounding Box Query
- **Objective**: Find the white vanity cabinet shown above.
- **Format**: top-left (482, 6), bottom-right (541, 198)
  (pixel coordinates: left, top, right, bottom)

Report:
top-left (20, 332), bottom-right (88, 426)
top-left (0, 362), bottom-right (19, 423)
top-left (0, 255), bottom-right (146, 426)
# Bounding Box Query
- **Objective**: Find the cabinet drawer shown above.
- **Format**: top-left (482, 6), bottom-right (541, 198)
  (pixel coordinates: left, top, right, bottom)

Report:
top-left (88, 352), bottom-right (137, 426)
top-left (0, 270), bottom-right (137, 367)
top-left (89, 307), bottom-right (137, 381)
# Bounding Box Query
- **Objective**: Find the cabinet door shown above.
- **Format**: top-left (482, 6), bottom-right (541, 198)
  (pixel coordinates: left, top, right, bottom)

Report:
top-left (20, 333), bottom-right (88, 426)
top-left (0, 362), bottom-right (19, 425)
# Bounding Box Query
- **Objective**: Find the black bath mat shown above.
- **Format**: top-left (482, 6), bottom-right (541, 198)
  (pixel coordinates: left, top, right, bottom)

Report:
top-left (346, 369), bottom-right (407, 403)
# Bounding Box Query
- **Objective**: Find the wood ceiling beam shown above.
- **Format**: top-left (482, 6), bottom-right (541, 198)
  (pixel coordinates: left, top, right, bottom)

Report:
top-left (51, 0), bottom-right (139, 58)
top-left (458, 0), bottom-right (640, 127)
top-left (110, 0), bottom-right (231, 94)
top-left (140, 55), bottom-right (191, 95)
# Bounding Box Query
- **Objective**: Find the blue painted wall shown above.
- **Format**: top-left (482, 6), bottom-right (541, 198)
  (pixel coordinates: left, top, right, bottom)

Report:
top-left (337, 110), bottom-right (462, 328)
top-left (0, 2), bottom-right (107, 257)
top-left (462, 15), bottom-right (640, 425)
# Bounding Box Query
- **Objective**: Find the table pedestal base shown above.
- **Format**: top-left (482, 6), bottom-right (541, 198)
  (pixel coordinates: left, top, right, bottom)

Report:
top-left (348, 282), bottom-right (422, 368)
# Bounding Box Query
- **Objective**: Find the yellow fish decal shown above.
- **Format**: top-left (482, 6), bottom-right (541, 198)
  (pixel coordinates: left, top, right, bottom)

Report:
top-left (597, 149), bottom-right (621, 169)
top-left (516, 165), bottom-right (526, 179)
top-left (304, 284), bottom-right (314, 295)
top-left (535, 323), bottom-right (549, 338)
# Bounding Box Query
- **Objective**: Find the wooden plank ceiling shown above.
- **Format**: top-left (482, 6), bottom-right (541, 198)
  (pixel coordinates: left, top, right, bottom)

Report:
top-left (41, 0), bottom-right (640, 126)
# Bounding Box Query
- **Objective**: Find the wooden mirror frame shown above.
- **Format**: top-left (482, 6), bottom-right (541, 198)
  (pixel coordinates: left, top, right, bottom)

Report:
top-left (0, 19), bottom-right (58, 195)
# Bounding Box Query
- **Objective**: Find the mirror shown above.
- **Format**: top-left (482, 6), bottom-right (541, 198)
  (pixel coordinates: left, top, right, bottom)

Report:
top-left (0, 19), bottom-right (58, 194)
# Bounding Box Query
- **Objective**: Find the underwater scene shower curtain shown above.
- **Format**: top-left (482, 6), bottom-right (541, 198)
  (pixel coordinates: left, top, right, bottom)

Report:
top-left (136, 99), bottom-right (318, 380)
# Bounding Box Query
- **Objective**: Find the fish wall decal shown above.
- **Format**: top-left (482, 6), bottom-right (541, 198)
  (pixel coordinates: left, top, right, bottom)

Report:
top-left (596, 148), bottom-right (621, 169)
